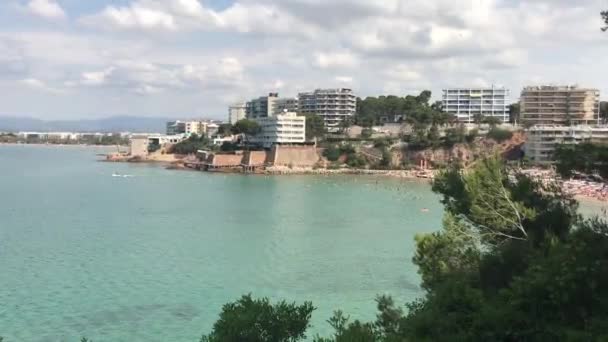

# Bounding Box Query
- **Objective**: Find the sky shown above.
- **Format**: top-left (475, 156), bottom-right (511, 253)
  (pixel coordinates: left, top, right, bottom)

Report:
top-left (0, 0), bottom-right (607, 120)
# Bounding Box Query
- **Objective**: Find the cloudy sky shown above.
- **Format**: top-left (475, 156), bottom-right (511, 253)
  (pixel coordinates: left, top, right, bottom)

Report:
top-left (0, 0), bottom-right (607, 120)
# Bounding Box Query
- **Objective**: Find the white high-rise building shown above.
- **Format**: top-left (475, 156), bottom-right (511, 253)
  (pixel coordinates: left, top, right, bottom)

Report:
top-left (251, 111), bottom-right (306, 148)
top-left (245, 93), bottom-right (299, 119)
top-left (525, 125), bottom-right (608, 163)
top-left (229, 103), bottom-right (246, 124)
top-left (298, 88), bottom-right (356, 131)
top-left (442, 86), bottom-right (510, 123)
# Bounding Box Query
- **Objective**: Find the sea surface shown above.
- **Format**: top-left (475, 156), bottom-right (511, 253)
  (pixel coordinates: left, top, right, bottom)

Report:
top-left (0, 145), bottom-right (605, 341)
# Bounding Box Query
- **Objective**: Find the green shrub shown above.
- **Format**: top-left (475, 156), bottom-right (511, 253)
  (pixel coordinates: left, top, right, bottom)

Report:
top-left (486, 128), bottom-right (513, 143)
top-left (323, 145), bottom-right (341, 161)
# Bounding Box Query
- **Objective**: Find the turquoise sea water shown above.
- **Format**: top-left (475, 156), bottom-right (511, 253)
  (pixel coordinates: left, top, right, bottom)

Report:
top-left (2, 145), bottom-right (604, 341)
top-left (0, 145), bottom-right (443, 341)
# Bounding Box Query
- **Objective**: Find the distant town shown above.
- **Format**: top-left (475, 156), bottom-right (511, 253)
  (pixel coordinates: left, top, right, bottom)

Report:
top-left (2, 85), bottom-right (607, 198)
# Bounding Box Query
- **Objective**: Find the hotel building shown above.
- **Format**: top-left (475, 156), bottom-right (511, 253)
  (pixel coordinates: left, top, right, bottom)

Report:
top-left (251, 111), bottom-right (306, 149)
top-left (442, 86), bottom-right (510, 123)
top-left (520, 85), bottom-right (600, 126)
top-left (524, 125), bottom-right (608, 163)
top-left (298, 88), bottom-right (356, 131)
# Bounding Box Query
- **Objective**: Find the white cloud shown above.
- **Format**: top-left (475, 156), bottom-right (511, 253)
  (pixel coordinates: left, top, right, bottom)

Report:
top-left (389, 65), bottom-right (422, 82)
top-left (335, 76), bottom-right (353, 84)
top-left (26, 0), bottom-right (66, 20)
top-left (80, 68), bottom-right (115, 86)
top-left (86, 5), bottom-right (177, 31)
top-left (19, 78), bottom-right (63, 94)
top-left (314, 51), bottom-right (358, 69)
top-left (3, 0), bottom-right (608, 119)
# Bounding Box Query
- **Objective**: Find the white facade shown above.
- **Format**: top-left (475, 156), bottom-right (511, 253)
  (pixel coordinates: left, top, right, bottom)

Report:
top-left (167, 120), bottom-right (216, 137)
top-left (524, 125), bottom-right (608, 163)
top-left (251, 112), bottom-right (306, 148)
top-left (229, 103), bottom-right (246, 124)
top-left (442, 87), bottom-right (510, 124)
top-left (298, 88), bottom-right (356, 131)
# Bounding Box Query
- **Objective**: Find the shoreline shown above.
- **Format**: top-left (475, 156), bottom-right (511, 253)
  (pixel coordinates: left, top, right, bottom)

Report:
top-left (0, 142), bottom-right (127, 148)
top-left (88, 149), bottom-right (608, 203)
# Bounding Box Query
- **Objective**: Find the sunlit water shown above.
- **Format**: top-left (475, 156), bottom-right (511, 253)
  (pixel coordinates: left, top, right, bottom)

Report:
top-left (0, 145), bottom-right (605, 341)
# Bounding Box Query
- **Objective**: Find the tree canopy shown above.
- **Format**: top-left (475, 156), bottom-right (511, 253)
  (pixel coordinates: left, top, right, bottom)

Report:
top-left (200, 294), bottom-right (314, 342)
top-left (169, 134), bottom-right (211, 155)
top-left (232, 119), bottom-right (261, 136)
top-left (554, 143), bottom-right (608, 179)
top-left (304, 114), bottom-right (325, 140)
top-left (602, 10), bottom-right (608, 31)
top-left (356, 91), bottom-right (452, 128)
top-left (509, 102), bottom-right (520, 123)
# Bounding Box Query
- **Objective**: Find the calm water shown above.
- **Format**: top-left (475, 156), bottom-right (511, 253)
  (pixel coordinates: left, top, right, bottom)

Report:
top-left (2, 145), bottom-right (602, 341)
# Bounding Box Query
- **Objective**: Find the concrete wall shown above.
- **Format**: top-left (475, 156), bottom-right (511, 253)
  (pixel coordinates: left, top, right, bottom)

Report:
top-left (243, 151), bottom-right (269, 166)
top-left (271, 145), bottom-right (320, 167)
top-left (130, 137), bottom-right (149, 157)
top-left (210, 154), bottom-right (244, 167)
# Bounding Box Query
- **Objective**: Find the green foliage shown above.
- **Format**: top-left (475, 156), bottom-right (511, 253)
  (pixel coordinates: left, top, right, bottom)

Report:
top-left (554, 143), bottom-right (608, 179)
top-left (432, 155), bottom-right (577, 246)
top-left (427, 125), bottom-right (441, 149)
top-left (486, 127), bottom-right (513, 143)
top-left (218, 124), bottom-right (233, 137)
top-left (356, 91), bottom-right (449, 127)
top-left (482, 116), bottom-right (502, 127)
top-left (232, 119), bottom-right (261, 136)
top-left (200, 294), bottom-right (315, 342)
top-left (220, 141), bottom-right (239, 152)
top-left (305, 114), bottom-right (326, 140)
top-left (413, 213), bottom-right (480, 291)
top-left (444, 125), bottom-right (467, 147)
top-left (99, 134), bottom-right (129, 146)
top-left (346, 153), bottom-right (366, 168)
top-left (465, 129), bottom-right (478, 144)
top-left (373, 137), bottom-right (393, 149)
top-left (509, 102), bottom-right (520, 123)
top-left (473, 113), bottom-right (484, 125)
top-left (170, 134), bottom-right (211, 155)
top-left (379, 149), bottom-right (392, 169)
top-left (148, 142), bottom-right (161, 153)
top-left (361, 128), bottom-right (373, 139)
top-left (409, 124), bottom-right (469, 150)
top-left (323, 145), bottom-right (341, 162)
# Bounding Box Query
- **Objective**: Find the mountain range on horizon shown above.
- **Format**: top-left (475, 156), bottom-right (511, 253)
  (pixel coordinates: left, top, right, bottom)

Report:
top-left (0, 115), bottom-right (205, 133)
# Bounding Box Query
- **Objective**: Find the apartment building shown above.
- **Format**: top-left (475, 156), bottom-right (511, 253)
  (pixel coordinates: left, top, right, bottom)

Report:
top-left (275, 97), bottom-right (299, 113)
top-left (521, 86), bottom-right (600, 126)
top-left (166, 120), bottom-right (213, 136)
top-left (251, 111), bottom-right (306, 149)
top-left (298, 88), bottom-right (356, 131)
top-left (229, 103), bottom-right (246, 124)
top-left (442, 86), bottom-right (510, 123)
top-left (244, 93), bottom-right (300, 119)
top-left (524, 125), bottom-right (608, 163)
top-left (245, 93), bottom-right (279, 119)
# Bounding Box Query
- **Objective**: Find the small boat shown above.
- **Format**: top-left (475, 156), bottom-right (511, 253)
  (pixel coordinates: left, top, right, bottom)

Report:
top-left (112, 173), bottom-right (134, 178)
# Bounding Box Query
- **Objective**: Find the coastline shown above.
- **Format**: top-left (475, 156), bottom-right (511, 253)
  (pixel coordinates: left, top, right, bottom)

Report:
top-left (0, 142), bottom-right (127, 149)
top-left (263, 166), bottom-right (434, 180)
top-left (98, 150), bottom-right (607, 203)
